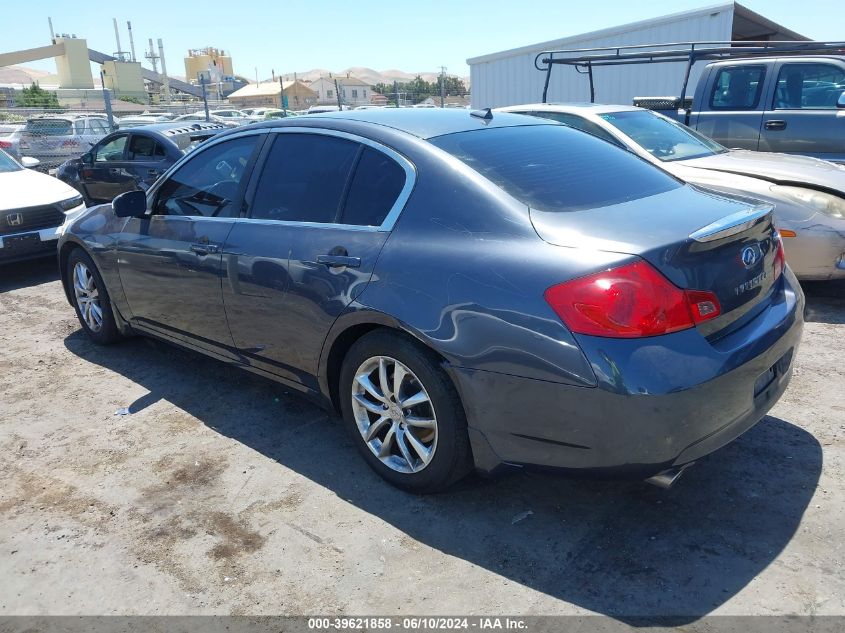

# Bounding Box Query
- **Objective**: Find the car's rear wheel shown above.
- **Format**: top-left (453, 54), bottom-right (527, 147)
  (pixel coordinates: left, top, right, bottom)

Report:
top-left (67, 248), bottom-right (122, 344)
top-left (339, 330), bottom-right (472, 493)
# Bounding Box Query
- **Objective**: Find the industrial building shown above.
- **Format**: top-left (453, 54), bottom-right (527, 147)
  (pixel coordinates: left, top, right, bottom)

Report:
top-left (184, 47), bottom-right (233, 84)
top-left (467, 2), bottom-right (807, 108)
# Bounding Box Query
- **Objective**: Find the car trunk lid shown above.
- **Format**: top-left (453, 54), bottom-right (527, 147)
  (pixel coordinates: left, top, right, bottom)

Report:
top-left (530, 185), bottom-right (780, 335)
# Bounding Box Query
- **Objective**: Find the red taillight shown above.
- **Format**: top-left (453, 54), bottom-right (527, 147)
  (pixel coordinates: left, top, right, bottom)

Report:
top-left (544, 260), bottom-right (721, 338)
top-left (0, 140), bottom-right (11, 149)
top-left (773, 233), bottom-right (786, 280)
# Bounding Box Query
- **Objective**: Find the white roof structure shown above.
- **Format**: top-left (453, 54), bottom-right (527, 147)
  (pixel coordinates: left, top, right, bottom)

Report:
top-left (467, 2), bottom-right (807, 108)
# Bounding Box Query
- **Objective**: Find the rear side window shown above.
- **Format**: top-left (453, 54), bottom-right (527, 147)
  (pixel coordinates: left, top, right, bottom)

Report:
top-left (128, 135), bottom-right (166, 159)
top-left (710, 65), bottom-right (766, 110)
top-left (774, 63), bottom-right (845, 109)
top-left (430, 125), bottom-right (679, 213)
top-left (341, 147), bottom-right (406, 226)
top-left (250, 133), bottom-right (359, 223)
top-left (25, 119), bottom-right (73, 136)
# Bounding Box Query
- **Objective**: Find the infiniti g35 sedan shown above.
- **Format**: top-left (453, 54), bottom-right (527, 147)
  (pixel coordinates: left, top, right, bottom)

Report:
top-left (58, 109), bottom-right (804, 492)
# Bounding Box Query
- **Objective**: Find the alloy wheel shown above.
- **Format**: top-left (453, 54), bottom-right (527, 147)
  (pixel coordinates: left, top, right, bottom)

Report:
top-left (350, 356), bottom-right (438, 474)
top-left (72, 262), bottom-right (103, 333)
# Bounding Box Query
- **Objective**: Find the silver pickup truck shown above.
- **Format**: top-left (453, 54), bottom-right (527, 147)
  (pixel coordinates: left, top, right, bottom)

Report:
top-left (535, 41), bottom-right (845, 163)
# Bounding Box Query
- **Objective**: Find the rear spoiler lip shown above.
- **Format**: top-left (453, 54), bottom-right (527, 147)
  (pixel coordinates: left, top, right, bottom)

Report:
top-left (689, 204), bottom-right (773, 243)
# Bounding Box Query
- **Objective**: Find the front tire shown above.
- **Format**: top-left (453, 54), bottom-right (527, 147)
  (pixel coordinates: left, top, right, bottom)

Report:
top-left (339, 330), bottom-right (472, 493)
top-left (66, 248), bottom-right (122, 344)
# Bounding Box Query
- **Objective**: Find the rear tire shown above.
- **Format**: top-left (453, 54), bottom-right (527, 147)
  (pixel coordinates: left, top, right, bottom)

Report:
top-left (66, 247), bottom-right (122, 345)
top-left (339, 329), bottom-right (472, 493)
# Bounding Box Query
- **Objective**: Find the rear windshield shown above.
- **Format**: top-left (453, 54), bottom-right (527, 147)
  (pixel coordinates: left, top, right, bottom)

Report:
top-left (26, 119), bottom-right (73, 136)
top-left (431, 125), bottom-right (680, 213)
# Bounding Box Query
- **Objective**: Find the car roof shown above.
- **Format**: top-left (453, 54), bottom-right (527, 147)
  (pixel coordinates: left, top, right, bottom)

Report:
top-left (249, 108), bottom-right (555, 139)
top-left (497, 102), bottom-right (640, 116)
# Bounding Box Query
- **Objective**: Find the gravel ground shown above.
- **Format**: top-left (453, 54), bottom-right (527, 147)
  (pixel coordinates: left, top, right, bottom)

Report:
top-left (0, 258), bottom-right (843, 620)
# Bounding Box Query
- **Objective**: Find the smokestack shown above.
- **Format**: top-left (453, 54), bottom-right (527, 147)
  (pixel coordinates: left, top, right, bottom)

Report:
top-left (112, 18), bottom-right (122, 58)
top-left (148, 38), bottom-right (158, 73)
top-left (158, 38), bottom-right (170, 104)
top-left (127, 21), bottom-right (137, 62)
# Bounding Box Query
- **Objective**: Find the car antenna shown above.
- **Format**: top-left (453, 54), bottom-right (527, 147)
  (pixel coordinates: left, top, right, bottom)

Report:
top-left (470, 108), bottom-right (493, 120)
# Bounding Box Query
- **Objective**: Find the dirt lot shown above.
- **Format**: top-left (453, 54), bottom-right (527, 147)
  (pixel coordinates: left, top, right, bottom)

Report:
top-left (1, 258), bottom-right (843, 620)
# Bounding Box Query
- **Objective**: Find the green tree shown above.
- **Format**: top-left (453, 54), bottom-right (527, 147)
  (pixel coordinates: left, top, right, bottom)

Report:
top-left (17, 82), bottom-right (60, 108)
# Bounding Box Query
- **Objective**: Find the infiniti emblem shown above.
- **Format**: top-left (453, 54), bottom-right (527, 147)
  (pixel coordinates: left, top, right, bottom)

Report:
top-left (6, 212), bottom-right (23, 227)
top-left (741, 244), bottom-right (761, 269)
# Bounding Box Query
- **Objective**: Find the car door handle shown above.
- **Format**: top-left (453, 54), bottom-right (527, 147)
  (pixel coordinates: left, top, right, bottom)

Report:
top-left (316, 254), bottom-right (361, 268)
top-left (147, 169), bottom-right (161, 177)
top-left (764, 120), bottom-right (787, 131)
top-left (190, 243), bottom-right (220, 255)
top-left (108, 167), bottom-right (121, 174)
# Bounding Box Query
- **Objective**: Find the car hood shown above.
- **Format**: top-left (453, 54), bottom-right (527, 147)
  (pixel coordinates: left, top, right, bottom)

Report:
top-left (682, 150), bottom-right (845, 194)
top-left (0, 167), bottom-right (80, 211)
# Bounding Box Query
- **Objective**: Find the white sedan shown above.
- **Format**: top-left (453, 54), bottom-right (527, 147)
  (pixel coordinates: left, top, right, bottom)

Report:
top-left (0, 150), bottom-right (86, 264)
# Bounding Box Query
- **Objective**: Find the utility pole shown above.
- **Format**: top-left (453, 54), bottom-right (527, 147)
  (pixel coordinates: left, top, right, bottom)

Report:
top-left (100, 70), bottom-right (115, 131)
top-left (200, 75), bottom-right (210, 121)
top-left (439, 66), bottom-right (447, 108)
top-left (334, 78), bottom-right (342, 109)
top-left (280, 76), bottom-right (287, 115)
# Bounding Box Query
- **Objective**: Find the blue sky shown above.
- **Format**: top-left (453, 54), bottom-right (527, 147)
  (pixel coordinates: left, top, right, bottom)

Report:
top-left (8, 0), bottom-right (840, 79)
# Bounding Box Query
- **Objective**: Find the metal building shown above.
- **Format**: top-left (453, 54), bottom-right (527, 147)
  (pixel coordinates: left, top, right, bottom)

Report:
top-left (467, 2), bottom-right (806, 108)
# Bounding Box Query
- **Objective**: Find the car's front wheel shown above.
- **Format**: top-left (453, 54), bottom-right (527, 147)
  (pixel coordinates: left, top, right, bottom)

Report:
top-left (66, 248), bottom-right (122, 344)
top-left (339, 330), bottom-right (472, 493)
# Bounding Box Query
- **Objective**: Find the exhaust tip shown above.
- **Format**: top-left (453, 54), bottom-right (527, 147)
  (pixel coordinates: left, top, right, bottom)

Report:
top-left (645, 464), bottom-right (693, 489)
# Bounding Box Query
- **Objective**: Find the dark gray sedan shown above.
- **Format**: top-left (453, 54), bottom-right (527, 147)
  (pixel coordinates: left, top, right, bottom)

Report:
top-left (57, 109), bottom-right (804, 492)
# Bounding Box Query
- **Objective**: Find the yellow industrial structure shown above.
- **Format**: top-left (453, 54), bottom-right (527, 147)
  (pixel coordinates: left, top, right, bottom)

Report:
top-left (184, 47), bottom-right (233, 83)
top-left (101, 59), bottom-right (145, 99)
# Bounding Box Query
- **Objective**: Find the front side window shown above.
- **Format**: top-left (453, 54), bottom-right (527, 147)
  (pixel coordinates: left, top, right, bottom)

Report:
top-left (710, 65), bottom-right (766, 110)
top-left (74, 120), bottom-right (86, 134)
top-left (250, 133), bottom-right (359, 223)
top-left (431, 125), bottom-right (680, 213)
top-left (95, 135), bottom-right (128, 162)
top-left (154, 135), bottom-right (259, 217)
top-left (774, 63), bottom-right (845, 109)
top-left (128, 135), bottom-right (166, 160)
top-left (599, 110), bottom-right (727, 162)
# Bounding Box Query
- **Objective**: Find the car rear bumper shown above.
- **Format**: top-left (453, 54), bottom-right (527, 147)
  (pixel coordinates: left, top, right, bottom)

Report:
top-left (0, 226), bottom-right (61, 264)
top-left (450, 271), bottom-right (805, 478)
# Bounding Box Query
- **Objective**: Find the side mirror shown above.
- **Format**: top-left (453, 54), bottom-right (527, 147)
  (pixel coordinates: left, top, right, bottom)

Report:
top-left (837, 92), bottom-right (845, 109)
top-left (21, 156), bottom-right (40, 169)
top-left (113, 190), bottom-right (147, 218)
top-left (81, 153), bottom-right (93, 165)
